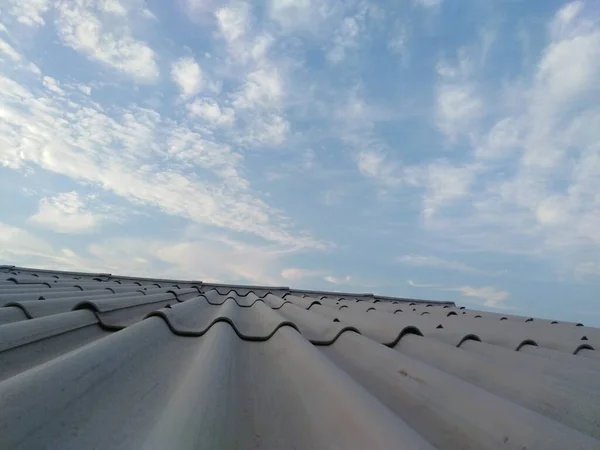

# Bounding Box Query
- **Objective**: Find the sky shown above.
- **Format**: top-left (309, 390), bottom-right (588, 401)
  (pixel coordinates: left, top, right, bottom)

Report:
top-left (1, 0), bottom-right (600, 325)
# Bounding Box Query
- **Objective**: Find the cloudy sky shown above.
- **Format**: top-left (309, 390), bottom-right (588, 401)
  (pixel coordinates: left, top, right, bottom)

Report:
top-left (1, 0), bottom-right (599, 324)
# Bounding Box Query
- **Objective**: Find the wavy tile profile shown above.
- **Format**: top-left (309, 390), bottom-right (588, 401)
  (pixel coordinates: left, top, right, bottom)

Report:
top-left (0, 265), bottom-right (600, 450)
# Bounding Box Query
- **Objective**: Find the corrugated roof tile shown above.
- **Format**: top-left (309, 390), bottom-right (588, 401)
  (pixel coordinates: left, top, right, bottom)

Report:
top-left (0, 307), bottom-right (28, 325)
top-left (0, 266), bottom-right (600, 449)
top-left (321, 332), bottom-right (600, 450)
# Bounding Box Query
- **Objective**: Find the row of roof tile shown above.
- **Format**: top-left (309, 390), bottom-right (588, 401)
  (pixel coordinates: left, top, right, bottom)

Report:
top-left (1, 266), bottom-right (600, 449)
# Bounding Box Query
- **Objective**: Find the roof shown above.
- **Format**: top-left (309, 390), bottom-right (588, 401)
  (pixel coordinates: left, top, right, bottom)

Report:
top-left (1, 265), bottom-right (600, 449)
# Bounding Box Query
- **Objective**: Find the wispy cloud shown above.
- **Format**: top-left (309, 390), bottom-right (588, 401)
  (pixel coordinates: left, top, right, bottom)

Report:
top-left (0, 60), bottom-right (321, 250)
top-left (327, 16), bottom-right (362, 64)
top-left (408, 279), bottom-right (510, 309)
top-left (42, 76), bottom-right (65, 95)
top-left (1, 220), bottom-right (289, 284)
top-left (435, 52), bottom-right (482, 141)
top-left (356, 150), bottom-right (402, 187)
top-left (322, 189), bottom-right (344, 206)
top-left (29, 191), bottom-right (115, 234)
top-left (171, 57), bottom-right (204, 97)
top-left (0, 221), bottom-right (55, 260)
top-left (188, 98), bottom-right (235, 127)
top-left (407, 280), bottom-right (441, 288)
top-left (0, 37), bottom-right (21, 62)
top-left (324, 275), bottom-right (352, 284)
top-left (398, 254), bottom-right (501, 276)
top-left (419, 162), bottom-right (478, 219)
top-left (6, 0), bottom-right (50, 27)
top-left (55, 1), bottom-right (159, 82)
top-left (414, 0), bottom-right (442, 7)
top-left (399, 1), bottom-right (600, 279)
top-left (280, 268), bottom-right (322, 281)
top-left (387, 21), bottom-right (410, 66)
top-left (281, 268), bottom-right (352, 286)
top-left (449, 285), bottom-right (509, 309)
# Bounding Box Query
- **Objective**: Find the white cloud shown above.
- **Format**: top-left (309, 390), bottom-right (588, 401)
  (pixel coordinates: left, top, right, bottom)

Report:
top-left (99, 0), bottom-right (128, 16)
top-left (42, 76), bottom-right (65, 95)
top-left (0, 222), bottom-right (106, 275)
top-left (414, 0), bottom-right (442, 7)
top-left (398, 255), bottom-right (500, 275)
top-left (268, 0), bottom-right (324, 31)
top-left (327, 16), bottom-right (361, 64)
top-left (6, 0), bottom-right (50, 26)
top-left (55, 1), bottom-right (159, 82)
top-left (215, 3), bottom-right (251, 45)
top-left (0, 221), bottom-right (54, 259)
top-left (188, 98), bottom-right (235, 127)
top-left (550, 1), bottom-right (585, 39)
top-left (436, 83), bottom-right (482, 141)
top-left (280, 268), bottom-right (321, 280)
top-left (388, 22), bottom-right (410, 65)
top-left (420, 162), bottom-right (477, 218)
top-left (474, 117), bottom-right (522, 160)
top-left (357, 151), bottom-right (384, 177)
top-left (479, 27), bottom-right (497, 65)
top-left (533, 6), bottom-right (600, 113)
top-left (123, 233), bottom-right (284, 283)
top-left (322, 189), bottom-right (344, 206)
top-left (171, 57), bottom-right (204, 98)
top-left (0, 37), bottom-right (42, 75)
top-left (77, 84), bottom-right (92, 95)
top-left (411, 2), bottom-right (600, 279)
top-left (357, 151), bottom-right (401, 187)
top-left (435, 53), bottom-right (482, 141)
top-left (234, 67), bottom-right (284, 110)
top-left (238, 113), bottom-right (289, 147)
top-left (354, 143), bottom-right (477, 218)
top-left (407, 280), bottom-right (441, 288)
top-left (453, 285), bottom-right (509, 308)
top-left (324, 275), bottom-right (351, 284)
top-left (166, 127), bottom-right (244, 187)
top-left (575, 261), bottom-right (600, 278)
top-left (213, 3), bottom-right (291, 148)
top-left (0, 222), bottom-right (288, 284)
top-left (141, 8), bottom-right (157, 20)
top-left (535, 196), bottom-right (568, 226)
top-left (0, 38), bottom-right (22, 62)
top-left (184, 0), bottom-right (222, 16)
top-left (408, 278), bottom-right (510, 309)
top-left (0, 56), bottom-right (322, 250)
top-left (29, 192), bottom-right (110, 233)
top-left (231, 67), bottom-right (290, 147)
top-left (267, 0), bottom-right (362, 38)
top-left (214, 26), bottom-right (273, 83)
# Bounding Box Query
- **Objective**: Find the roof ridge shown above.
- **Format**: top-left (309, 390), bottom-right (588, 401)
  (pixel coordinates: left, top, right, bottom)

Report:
top-left (2, 265), bottom-right (453, 306)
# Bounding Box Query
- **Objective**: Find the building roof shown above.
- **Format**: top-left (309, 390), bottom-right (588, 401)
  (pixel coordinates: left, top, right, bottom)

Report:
top-left (1, 264), bottom-right (600, 449)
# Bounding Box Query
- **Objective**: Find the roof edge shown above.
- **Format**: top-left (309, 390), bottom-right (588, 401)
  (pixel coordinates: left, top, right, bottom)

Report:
top-left (1, 265), bottom-right (455, 306)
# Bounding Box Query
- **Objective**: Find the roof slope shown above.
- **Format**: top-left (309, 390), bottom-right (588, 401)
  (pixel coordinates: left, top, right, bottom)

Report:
top-left (1, 265), bottom-right (600, 449)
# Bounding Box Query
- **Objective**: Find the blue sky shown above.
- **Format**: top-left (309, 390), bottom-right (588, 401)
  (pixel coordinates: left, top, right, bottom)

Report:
top-left (1, 0), bottom-right (600, 324)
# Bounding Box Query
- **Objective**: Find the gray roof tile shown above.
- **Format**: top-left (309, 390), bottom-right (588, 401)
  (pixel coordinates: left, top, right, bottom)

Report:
top-left (150, 296), bottom-right (296, 339)
top-left (394, 334), bottom-right (600, 439)
top-left (1, 266), bottom-right (600, 449)
top-left (275, 302), bottom-right (359, 344)
top-left (0, 306), bottom-right (28, 325)
top-left (322, 332), bottom-right (600, 450)
top-left (282, 293), bottom-right (322, 309)
top-left (0, 310), bottom-right (98, 353)
top-left (4, 298), bottom-right (86, 318)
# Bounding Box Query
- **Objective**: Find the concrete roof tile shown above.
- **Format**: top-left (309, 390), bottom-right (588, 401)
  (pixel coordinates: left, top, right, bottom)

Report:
top-left (1, 266), bottom-right (600, 449)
